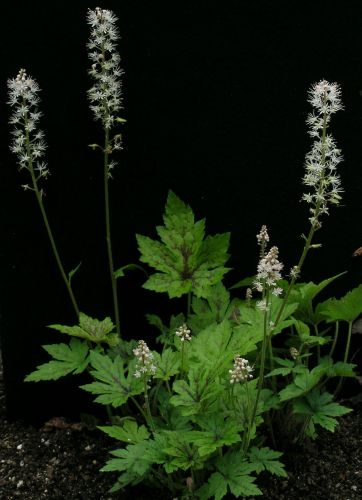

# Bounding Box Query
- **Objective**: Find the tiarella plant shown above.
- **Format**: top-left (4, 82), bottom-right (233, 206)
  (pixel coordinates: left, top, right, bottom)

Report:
top-left (7, 7), bottom-right (360, 500)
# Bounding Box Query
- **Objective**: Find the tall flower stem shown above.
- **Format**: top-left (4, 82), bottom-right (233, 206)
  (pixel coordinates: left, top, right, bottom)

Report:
top-left (8, 69), bottom-right (80, 319)
top-left (251, 291), bottom-right (270, 428)
top-left (103, 128), bottom-right (120, 337)
top-left (334, 320), bottom-right (353, 397)
top-left (27, 150), bottom-right (80, 318)
top-left (87, 7), bottom-right (124, 338)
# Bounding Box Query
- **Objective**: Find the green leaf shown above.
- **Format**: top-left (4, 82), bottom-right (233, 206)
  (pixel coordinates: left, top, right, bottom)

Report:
top-left (170, 367), bottom-right (223, 416)
top-left (197, 452), bottom-right (262, 499)
top-left (49, 312), bottom-right (119, 346)
top-left (189, 283), bottom-right (239, 332)
top-left (162, 430), bottom-right (205, 471)
top-left (278, 364), bottom-right (327, 402)
top-left (98, 420), bottom-right (150, 444)
top-left (293, 389), bottom-right (352, 438)
top-left (188, 321), bottom-right (234, 375)
top-left (318, 284), bottom-right (362, 323)
top-left (153, 348), bottom-right (180, 381)
top-left (68, 261), bottom-right (82, 284)
top-left (248, 447), bottom-right (287, 477)
top-left (114, 263), bottom-right (147, 279)
top-left (189, 414), bottom-right (241, 456)
top-left (80, 351), bottom-right (143, 407)
top-left (288, 273), bottom-right (345, 323)
top-left (24, 338), bottom-right (89, 382)
top-left (137, 191), bottom-right (230, 299)
top-left (101, 441), bottom-right (151, 476)
top-left (327, 361), bottom-right (357, 378)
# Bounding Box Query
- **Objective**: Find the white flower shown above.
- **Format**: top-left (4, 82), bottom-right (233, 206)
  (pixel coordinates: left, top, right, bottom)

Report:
top-left (175, 324), bottom-right (192, 342)
top-left (256, 225), bottom-right (269, 246)
top-left (229, 356), bottom-right (253, 384)
top-left (254, 246), bottom-right (283, 295)
top-left (87, 7), bottom-right (123, 130)
top-left (7, 69), bottom-right (48, 187)
top-left (302, 80), bottom-right (344, 227)
top-left (133, 340), bottom-right (157, 378)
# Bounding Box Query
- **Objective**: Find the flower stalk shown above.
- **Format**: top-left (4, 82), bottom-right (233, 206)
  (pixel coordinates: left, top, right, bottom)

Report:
top-left (87, 7), bottom-right (124, 338)
top-left (7, 69), bottom-right (80, 319)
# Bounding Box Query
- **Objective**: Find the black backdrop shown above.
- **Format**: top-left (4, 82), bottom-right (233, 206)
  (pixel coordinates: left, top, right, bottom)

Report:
top-left (1, 0), bottom-right (362, 423)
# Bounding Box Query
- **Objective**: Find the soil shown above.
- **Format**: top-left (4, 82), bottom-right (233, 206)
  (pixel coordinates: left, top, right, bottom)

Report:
top-left (1, 368), bottom-right (362, 499)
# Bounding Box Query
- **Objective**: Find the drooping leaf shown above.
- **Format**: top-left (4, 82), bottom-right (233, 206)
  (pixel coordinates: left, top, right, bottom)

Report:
top-left (137, 191), bottom-right (230, 298)
top-left (248, 447), bottom-right (287, 477)
top-left (25, 338), bottom-right (89, 382)
top-left (49, 312), bottom-right (119, 346)
top-left (80, 351), bottom-right (143, 407)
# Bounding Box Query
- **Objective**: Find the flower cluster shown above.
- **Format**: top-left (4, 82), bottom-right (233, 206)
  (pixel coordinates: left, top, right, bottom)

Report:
top-left (254, 243), bottom-right (284, 299)
top-left (229, 356), bottom-right (253, 384)
top-left (175, 324), bottom-right (192, 342)
top-left (87, 7), bottom-right (123, 130)
top-left (302, 80), bottom-right (344, 227)
top-left (290, 347), bottom-right (299, 360)
top-left (7, 69), bottom-right (49, 191)
top-left (133, 340), bottom-right (157, 379)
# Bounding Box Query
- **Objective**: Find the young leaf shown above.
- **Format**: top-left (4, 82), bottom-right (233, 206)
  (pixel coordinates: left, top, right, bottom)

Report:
top-left (137, 191), bottom-right (230, 298)
top-left (24, 338), bottom-right (89, 382)
top-left (49, 312), bottom-right (119, 346)
top-left (98, 420), bottom-right (150, 444)
top-left (80, 351), bottom-right (143, 407)
top-left (197, 452), bottom-right (262, 499)
top-left (248, 446), bottom-right (287, 477)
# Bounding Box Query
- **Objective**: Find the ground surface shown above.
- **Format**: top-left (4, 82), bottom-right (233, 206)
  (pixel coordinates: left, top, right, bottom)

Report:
top-left (1, 371), bottom-right (362, 499)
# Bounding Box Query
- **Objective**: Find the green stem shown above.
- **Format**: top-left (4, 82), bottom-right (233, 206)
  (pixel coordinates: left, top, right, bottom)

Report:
top-left (24, 116), bottom-right (80, 319)
top-left (329, 321), bottom-right (339, 358)
top-left (143, 378), bottom-right (156, 433)
top-left (251, 291), bottom-right (270, 428)
top-left (103, 127), bottom-right (121, 338)
top-left (334, 320), bottom-right (353, 397)
top-left (131, 396), bottom-right (149, 423)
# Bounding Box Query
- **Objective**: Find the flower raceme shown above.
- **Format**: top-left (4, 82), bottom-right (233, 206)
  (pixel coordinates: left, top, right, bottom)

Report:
top-left (87, 7), bottom-right (123, 131)
top-left (254, 244), bottom-right (284, 297)
top-left (133, 340), bottom-right (157, 379)
top-left (175, 324), bottom-right (192, 342)
top-left (302, 80), bottom-right (344, 227)
top-left (229, 356), bottom-right (253, 384)
top-left (7, 69), bottom-right (49, 192)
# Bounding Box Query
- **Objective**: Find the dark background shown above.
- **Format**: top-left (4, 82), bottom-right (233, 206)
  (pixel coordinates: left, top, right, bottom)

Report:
top-left (1, 0), bottom-right (362, 423)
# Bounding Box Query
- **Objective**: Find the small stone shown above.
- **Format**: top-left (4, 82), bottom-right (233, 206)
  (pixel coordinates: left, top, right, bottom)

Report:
top-left (16, 480), bottom-right (24, 488)
top-left (16, 444), bottom-right (23, 450)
